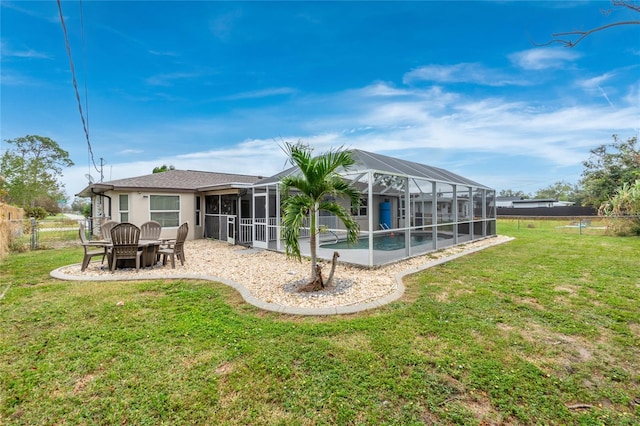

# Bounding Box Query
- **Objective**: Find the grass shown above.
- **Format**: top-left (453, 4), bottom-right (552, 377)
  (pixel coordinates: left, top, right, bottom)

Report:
top-left (0, 221), bottom-right (638, 424)
top-left (498, 216), bottom-right (609, 236)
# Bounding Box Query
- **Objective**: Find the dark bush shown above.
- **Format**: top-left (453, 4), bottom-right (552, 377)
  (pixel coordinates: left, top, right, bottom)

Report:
top-left (24, 207), bottom-right (48, 220)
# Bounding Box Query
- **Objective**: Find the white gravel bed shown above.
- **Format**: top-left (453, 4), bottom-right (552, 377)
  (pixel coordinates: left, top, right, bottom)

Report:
top-left (55, 236), bottom-right (513, 310)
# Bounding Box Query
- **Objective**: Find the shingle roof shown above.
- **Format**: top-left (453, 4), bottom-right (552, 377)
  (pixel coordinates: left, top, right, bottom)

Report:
top-left (76, 170), bottom-right (263, 196)
top-left (256, 149), bottom-right (490, 189)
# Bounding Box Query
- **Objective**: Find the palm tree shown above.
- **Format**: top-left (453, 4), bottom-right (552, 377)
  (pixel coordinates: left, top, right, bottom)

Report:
top-left (599, 179), bottom-right (640, 235)
top-left (280, 142), bottom-right (361, 287)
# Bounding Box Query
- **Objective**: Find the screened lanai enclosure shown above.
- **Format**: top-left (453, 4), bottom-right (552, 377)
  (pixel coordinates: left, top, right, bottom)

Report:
top-left (251, 150), bottom-right (496, 267)
top-left (204, 192), bottom-right (253, 245)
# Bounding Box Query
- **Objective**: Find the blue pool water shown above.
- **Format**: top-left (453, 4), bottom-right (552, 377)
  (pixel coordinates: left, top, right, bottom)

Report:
top-left (321, 233), bottom-right (433, 251)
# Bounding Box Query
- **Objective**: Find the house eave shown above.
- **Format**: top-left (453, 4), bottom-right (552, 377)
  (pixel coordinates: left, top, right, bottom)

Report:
top-left (77, 184), bottom-right (202, 197)
top-left (77, 181), bottom-right (256, 198)
top-left (76, 184), bottom-right (114, 198)
top-left (197, 182), bottom-right (255, 192)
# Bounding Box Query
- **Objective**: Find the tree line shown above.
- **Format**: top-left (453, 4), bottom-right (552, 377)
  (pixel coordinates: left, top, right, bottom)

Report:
top-left (500, 135), bottom-right (639, 206)
top-left (1, 134), bottom-right (638, 225)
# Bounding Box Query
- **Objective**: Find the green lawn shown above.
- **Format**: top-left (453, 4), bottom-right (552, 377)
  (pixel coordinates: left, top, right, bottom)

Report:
top-left (1, 221), bottom-right (638, 425)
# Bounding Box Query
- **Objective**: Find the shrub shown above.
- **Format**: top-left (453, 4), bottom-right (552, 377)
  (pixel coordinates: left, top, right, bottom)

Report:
top-left (24, 207), bottom-right (48, 220)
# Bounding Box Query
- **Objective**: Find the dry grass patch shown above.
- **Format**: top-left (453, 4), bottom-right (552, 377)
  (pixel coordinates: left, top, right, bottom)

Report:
top-left (330, 333), bottom-right (372, 353)
top-left (72, 373), bottom-right (97, 394)
top-left (214, 361), bottom-right (235, 375)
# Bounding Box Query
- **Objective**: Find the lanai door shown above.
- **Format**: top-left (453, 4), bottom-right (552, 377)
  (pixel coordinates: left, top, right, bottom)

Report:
top-left (253, 193), bottom-right (268, 249)
top-left (227, 216), bottom-right (235, 245)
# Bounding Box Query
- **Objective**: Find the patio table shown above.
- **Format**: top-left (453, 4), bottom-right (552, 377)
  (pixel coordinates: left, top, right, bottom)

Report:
top-left (107, 239), bottom-right (161, 270)
top-left (138, 239), bottom-right (161, 268)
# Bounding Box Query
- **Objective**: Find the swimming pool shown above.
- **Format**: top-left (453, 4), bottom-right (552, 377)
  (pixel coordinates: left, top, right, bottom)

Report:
top-left (321, 233), bottom-right (434, 251)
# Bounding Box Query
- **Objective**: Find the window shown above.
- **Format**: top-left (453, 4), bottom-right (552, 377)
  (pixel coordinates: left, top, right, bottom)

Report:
top-left (351, 197), bottom-right (368, 217)
top-left (150, 195), bottom-right (180, 227)
top-left (195, 196), bottom-right (201, 226)
top-left (119, 194), bottom-right (129, 222)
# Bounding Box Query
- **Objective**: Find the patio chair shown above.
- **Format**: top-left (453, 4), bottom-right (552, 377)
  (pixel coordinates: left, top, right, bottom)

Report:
top-left (158, 222), bottom-right (188, 269)
top-left (140, 220), bottom-right (162, 240)
top-left (100, 220), bottom-right (119, 242)
top-left (109, 222), bottom-right (142, 272)
top-left (79, 222), bottom-right (107, 271)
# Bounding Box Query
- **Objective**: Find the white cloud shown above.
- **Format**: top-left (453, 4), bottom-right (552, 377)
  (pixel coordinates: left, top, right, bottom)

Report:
top-left (354, 82), bottom-right (413, 97)
top-left (148, 50), bottom-right (179, 57)
top-left (403, 63), bottom-right (528, 86)
top-left (145, 72), bottom-right (202, 86)
top-left (118, 149), bottom-right (144, 155)
top-left (0, 41), bottom-right (51, 59)
top-left (509, 48), bottom-right (580, 70)
top-left (576, 71), bottom-right (626, 107)
top-left (222, 87), bottom-right (298, 100)
top-left (0, 70), bottom-right (32, 86)
top-left (209, 10), bottom-right (244, 40)
top-left (576, 71), bottom-right (615, 90)
top-left (63, 74), bottom-right (639, 198)
top-left (622, 82), bottom-right (640, 121)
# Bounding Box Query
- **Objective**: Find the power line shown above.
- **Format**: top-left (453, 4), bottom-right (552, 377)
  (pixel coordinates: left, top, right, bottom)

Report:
top-left (78, 0), bottom-right (92, 181)
top-left (56, 0), bottom-right (100, 177)
top-left (79, 0), bottom-right (89, 134)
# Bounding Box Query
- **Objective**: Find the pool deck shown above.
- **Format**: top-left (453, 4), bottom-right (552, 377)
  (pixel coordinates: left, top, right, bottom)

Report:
top-left (304, 235), bottom-right (478, 267)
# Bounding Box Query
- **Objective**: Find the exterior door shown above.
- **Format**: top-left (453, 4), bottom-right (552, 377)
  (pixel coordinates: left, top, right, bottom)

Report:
top-left (253, 193), bottom-right (268, 249)
top-left (227, 216), bottom-right (236, 245)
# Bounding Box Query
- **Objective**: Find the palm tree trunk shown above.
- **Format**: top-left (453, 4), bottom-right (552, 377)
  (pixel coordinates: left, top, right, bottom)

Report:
top-left (309, 203), bottom-right (318, 280)
top-left (326, 251), bottom-right (340, 287)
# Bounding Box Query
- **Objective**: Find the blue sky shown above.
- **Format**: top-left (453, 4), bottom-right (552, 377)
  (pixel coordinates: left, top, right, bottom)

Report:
top-left (2, 1), bottom-right (639, 201)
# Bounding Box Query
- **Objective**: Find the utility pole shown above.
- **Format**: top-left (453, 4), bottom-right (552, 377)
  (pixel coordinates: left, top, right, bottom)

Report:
top-left (100, 157), bottom-right (105, 182)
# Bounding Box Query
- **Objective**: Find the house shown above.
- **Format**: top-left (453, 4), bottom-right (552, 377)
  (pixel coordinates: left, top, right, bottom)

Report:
top-left (497, 197), bottom-right (576, 209)
top-left (496, 196), bottom-right (523, 208)
top-left (77, 150), bottom-right (496, 267)
top-left (76, 170), bottom-right (263, 243)
top-left (496, 197), bottom-right (590, 217)
top-left (552, 200), bottom-right (575, 207)
top-left (512, 198), bottom-right (557, 208)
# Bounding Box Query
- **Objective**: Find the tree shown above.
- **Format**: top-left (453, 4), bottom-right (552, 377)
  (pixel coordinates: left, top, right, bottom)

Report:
top-left (498, 189), bottom-right (530, 198)
top-left (533, 181), bottom-right (582, 203)
top-left (280, 142), bottom-right (361, 289)
top-left (0, 135), bottom-right (74, 211)
top-left (81, 203), bottom-right (91, 218)
top-left (153, 164), bottom-right (175, 173)
top-left (538, 0), bottom-right (640, 48)
top-left (580, 135), bottom-right (639, 207)
top-left (35, 195), bottom-right (62, 215)
top-left (71, 197), bottom-right (89, 213)
top-left (599, 179), bottom-right (640, 235)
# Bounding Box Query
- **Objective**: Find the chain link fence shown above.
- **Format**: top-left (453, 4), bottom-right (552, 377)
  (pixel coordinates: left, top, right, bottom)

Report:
top-left (5, 216), bottom-right (83, 251)
top-left (498, 215), bottom-right (640, 236)
top-left (1, 215), bottom-right (124, 253)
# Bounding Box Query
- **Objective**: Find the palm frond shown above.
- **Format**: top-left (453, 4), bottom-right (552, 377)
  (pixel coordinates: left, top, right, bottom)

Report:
top-left (283, 141), bottom-right (316, 185)
top-left (281, 194), bottom-right (312, 260)
top-left (329, 177), bottom-right (361, 208)
top-left (318, 201), bottom-right (360, 244)
top-left (281, 175), bottom-right (313, 197)
top-left (320, 147), bottom-right (355, 176)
